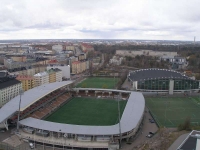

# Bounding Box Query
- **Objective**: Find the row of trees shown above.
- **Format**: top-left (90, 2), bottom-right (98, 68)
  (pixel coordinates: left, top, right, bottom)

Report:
top-left (93, 44), bottom-right (200, 53)
top-left (121, 55), bottom-right (169, 69)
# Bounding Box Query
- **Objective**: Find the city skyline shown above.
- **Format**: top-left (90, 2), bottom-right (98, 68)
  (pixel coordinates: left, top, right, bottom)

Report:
top-left (0, 0), bottom-right (200, 40)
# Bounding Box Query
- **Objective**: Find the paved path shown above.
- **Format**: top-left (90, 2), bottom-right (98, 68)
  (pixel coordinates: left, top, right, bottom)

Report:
top-left (121, 78), bottom-right (132, 90)
top-left (168, 133), bottom-right (189, 150)
top-left (3, 135), bottom-right (23, 147)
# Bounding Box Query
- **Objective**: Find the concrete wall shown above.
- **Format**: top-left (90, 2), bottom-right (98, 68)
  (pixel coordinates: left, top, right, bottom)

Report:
top-left (169, 80), bottom-right (174, 95)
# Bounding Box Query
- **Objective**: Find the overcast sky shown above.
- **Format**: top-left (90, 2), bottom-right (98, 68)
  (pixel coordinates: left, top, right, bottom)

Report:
top-left (0, 0), bottom-right (200, 40)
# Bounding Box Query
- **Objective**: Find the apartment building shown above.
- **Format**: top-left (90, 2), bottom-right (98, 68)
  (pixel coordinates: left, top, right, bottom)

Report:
top-left (47, 69), bottom-right (56, 83)
top-left (0, 72), bottom-right (22, 107)
top-left (11, 56), bottom-right (27, 62)
top-left (72, 61), bottom-right (81, 74)
top-left (72, 60), bottom-right (89, 74)
top-left (47, 68), bottom-right (62, 82)
top-left (47, 65), bottom-right (70, 79)
top-left (4, 58), bottom-right (48, 70)
top-left (78, 53), bottom-right (86, 61)
top-left (16, 75), bottom-right (34, 91)
top-left (54, 68), bottom-right (62, 82)
top-left (81, 43), bottom-right (94, 52)
top-left (34, 72), bottom-right (49, 87)
top-left (66, 45), bottom-right (75, 51)
top-left (9, 66), bottom-right (46, 76)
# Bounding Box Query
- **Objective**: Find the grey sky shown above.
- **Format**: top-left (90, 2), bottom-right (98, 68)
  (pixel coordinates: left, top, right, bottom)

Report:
top-left (0, 0), bottom-right (199, 40)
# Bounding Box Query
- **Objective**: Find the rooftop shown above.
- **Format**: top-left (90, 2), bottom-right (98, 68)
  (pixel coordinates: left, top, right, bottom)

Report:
top-left (0, 71), bottom-right (8, 78)
top-left (34, 72), bottom-right (48, 77)
top-left (177, 130), bottom-right (200, 150)
top-left (0, 78), bottom-right (21, 90)
top-left (46, 69), bottom-right (55, 74)
top-left (16, 75), bottom-right (34, 80)
top-left (72, 61), bottom-right (80, 64)
top-left (52, 68), bottom-right (62, 72)
top-left (48, 59), bottom-right (58, 64)
top-left (19, 91), bottom-right (145, 135)
top-left (0, 81), bottom-right (73, 123)
top-left (47, 68), bottom-right (62, 73)
top-left (128, 68), bottom-right (190, 82)
top-left (81, 43), bottom-right (93, 48)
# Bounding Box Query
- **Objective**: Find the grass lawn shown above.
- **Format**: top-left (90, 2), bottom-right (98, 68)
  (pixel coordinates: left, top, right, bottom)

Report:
top-left (76, 77), bottom-right (120, 89)
top-left (145, 96), bottom-right (200, 128)
top-left (45, 97), bottom-right (127, 126)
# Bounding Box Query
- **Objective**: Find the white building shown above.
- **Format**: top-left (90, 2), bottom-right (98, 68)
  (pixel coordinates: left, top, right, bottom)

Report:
top-left (47, 65), bottom-right (70, 79)
top-left (52, 44), bottom-right (63, 53)
top-left (116, 50), bottom-right (177, 57)
top-left (34, 72), bottom-right (49, 87)
top-left (161, 56), bottom-right (187, 65)
top-left (0, 72), bottom-right (22, 107)
top-left (161, 56), bottom-right (188, 70)
top-left (109, 56), bottom-right (123, 65)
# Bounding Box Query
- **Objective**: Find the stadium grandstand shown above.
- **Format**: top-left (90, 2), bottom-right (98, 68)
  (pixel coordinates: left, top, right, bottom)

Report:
top-left (128, 68), bottom-right (200, 94)
top-left (0, 82), bottom-right (145, 150)
top-left (0, 81), bottom-right (73, 130)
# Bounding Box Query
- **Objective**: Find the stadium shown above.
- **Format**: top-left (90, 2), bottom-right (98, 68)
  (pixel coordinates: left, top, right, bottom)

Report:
top-left (0, 81), bottom-right (145, 150)
top-left (128, 68), bottom-right (200, 94)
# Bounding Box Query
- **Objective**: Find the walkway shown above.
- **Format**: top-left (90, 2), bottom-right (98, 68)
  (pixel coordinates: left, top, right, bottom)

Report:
top-left (168, 133), bottom-right (189, 150)
top-left (3, 135), bottom-right (23, 147)
top-left (18, 131), bottom-right (109, 149)
top-left (121, 107), bottom-right (158, 150)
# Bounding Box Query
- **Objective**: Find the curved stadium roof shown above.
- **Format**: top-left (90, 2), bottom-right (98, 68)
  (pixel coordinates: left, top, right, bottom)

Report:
top-left (19, 91), bottom-right (145, 135)
top-left (128, 68), bottom-right (191, 82)
top-left (0, 81), bottom-right (73, 123)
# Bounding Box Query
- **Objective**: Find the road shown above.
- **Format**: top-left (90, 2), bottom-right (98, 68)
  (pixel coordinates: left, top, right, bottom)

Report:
top-left (121, 107), bottom-right (158, 150)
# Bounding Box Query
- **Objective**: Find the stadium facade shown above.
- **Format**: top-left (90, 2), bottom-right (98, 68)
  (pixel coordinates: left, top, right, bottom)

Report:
top-left (0, 82), bottom-right (145, 150)
top-left (128, 68), bottom-right (200, 94)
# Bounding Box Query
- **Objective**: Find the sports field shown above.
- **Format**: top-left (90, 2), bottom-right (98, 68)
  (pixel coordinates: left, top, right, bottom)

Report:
top-left (145, 96), bottom-right (200, 127)
top-left (45, 97), bottom-right (127, 126)
top-left (76, 77), bottom-right (120, 89)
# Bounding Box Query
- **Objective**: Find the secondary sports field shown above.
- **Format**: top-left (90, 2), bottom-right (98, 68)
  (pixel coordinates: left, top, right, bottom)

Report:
top-left (76, 77), bottom-right (120, 89)
top-left (145, 96), bottom-right (200, 128)
top-left (45, 97), bottom-right (127, 126)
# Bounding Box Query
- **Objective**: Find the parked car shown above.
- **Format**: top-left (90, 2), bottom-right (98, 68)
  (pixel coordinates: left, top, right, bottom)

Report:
top-left (0, 129), bottom-right (5, 133)
top-left (146, 132), bottom-right (154, 138)
top-left (149, 119), bottom-right (155, 123)
top-left (29, 143), bottom-right (35, 149)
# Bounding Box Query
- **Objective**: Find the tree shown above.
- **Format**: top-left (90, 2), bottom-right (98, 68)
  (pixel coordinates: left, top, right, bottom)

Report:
top-left (178, 116), bottom-right (191, 131)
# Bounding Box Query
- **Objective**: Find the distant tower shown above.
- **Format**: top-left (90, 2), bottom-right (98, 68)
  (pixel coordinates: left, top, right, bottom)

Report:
top-left (194, 36), bottom-right (196, 44)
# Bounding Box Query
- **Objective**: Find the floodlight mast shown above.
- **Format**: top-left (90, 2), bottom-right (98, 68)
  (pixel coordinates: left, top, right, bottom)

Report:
top-left (118, 94), bottom-right (122, 148)
top-left (17, 89), bottom-right (23, 133)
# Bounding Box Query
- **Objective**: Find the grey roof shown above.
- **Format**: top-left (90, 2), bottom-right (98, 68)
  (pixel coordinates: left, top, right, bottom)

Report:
top-left (0, 71), bottom-right (7, 78)
top-left (177, 130), bottom-right (200, 150)
top-left (128, 68), bottom-right (189, 82)
top-left (73, 88), bottom-right (131, 93)
top-left (0, 78), bottom-right (21, 90)
top-left (0, 81), bottom-right (73, 123)
top-left (19, 91), bottom-right (145, 135)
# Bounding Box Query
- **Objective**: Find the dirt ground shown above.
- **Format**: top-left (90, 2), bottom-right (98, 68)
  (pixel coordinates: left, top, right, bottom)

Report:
top-left (121, 128), bottom-right (189, 150)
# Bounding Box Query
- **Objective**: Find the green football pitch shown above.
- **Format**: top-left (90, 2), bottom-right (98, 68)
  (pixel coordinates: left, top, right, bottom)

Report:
top-left (76, 77), bottom-right (120, 89)
top-left (45, 97), bottom-right (127, 126)
top-left (145, 96), bottom-right (200, 127)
